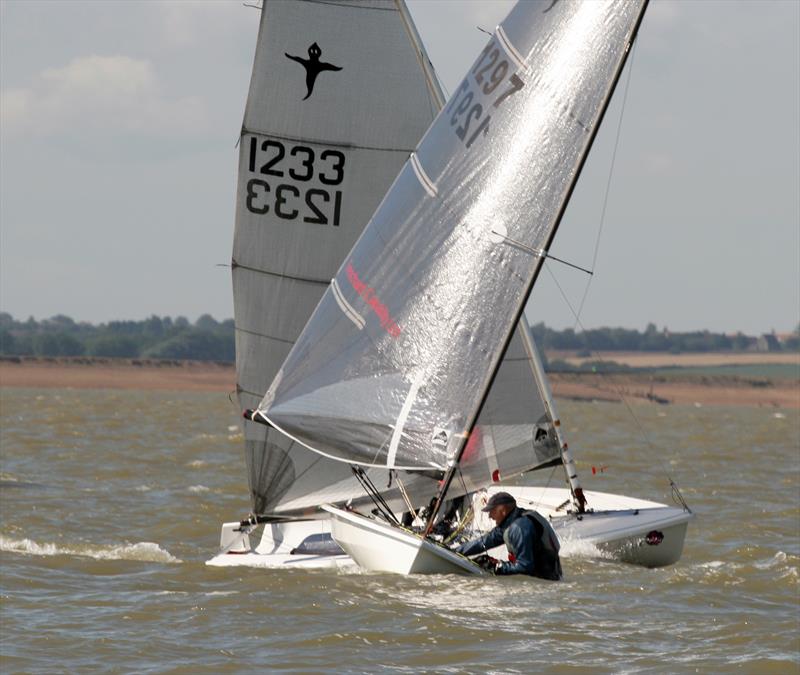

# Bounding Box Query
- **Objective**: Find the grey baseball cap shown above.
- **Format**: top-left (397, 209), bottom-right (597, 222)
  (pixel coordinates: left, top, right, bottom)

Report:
top-left (481, 491), bottom-right (516, 512)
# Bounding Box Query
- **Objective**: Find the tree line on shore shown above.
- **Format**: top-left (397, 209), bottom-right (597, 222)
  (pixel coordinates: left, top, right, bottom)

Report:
top-left (0, 313), bottom-right (234, 362)
top-left (0, 313), bottom-right (797, 363)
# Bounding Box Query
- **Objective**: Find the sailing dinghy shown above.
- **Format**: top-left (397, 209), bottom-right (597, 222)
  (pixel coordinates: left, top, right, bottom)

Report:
top-left (209, 0), bottom-right (691, 573)
top-left (207, 0), bottom-right (567, 570)
top-left (240, 0), bottom-right (692, 575)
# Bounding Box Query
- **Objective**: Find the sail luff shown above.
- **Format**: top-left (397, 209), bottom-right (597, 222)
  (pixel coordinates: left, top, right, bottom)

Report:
top-left (394, 0), bottom-right (446, 111)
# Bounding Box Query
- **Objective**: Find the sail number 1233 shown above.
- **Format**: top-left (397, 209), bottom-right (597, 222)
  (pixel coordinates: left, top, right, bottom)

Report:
top-left (245, 138), bottom-right (344, 226)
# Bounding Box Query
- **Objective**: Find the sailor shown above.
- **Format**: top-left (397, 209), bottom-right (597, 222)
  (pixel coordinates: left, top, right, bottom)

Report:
top-left (455, 491), bottom-right (563, 580)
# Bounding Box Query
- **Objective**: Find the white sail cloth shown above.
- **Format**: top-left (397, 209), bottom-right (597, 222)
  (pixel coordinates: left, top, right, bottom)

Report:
top-left (233, 0), bottom-right (442, 513)
top-left (259, 1), bottom-right (647, 473)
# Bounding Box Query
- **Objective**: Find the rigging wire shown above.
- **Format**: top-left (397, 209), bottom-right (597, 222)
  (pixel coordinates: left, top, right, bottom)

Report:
top-left (351, 467), bottom-right (399, 525)
top-left (573, 39), bottom-right (640, 326)
top-left (444, 503), bottom-right (474, 544)
top-left (396, 478), bottom-right (418, 521)
top-left (544, 261), bottom-right (690, 509)
top-left (438, 467), bottom-right (474, 543)
top-left (538, 34), bottom-right (690, 508)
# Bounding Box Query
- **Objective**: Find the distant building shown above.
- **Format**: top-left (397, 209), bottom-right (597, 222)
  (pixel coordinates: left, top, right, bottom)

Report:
top-left (725, 332), bottom-right (758, 351)
top-left (757, 334), bottom-right (781, 352)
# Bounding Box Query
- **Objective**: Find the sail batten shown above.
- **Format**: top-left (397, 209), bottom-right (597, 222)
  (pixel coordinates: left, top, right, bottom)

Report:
top-left (242, 125), bottom-right (423, 153)
top-left (259, 0), bottom-right (647, 478)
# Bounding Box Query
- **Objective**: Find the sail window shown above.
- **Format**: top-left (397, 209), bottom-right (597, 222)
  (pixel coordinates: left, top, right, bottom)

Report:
top-left (290, 533), bottom-right (344, 556)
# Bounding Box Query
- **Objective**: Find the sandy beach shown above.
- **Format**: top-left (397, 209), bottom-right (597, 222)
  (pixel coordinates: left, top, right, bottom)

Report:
top-left (0, 357), bottom-right (235, 393)
top-left (547, 351), bottom-right (800, 369)
top-left (547, 372), bottom-right (798, 409)
top-left (1, 355), bottom-right (797, 409)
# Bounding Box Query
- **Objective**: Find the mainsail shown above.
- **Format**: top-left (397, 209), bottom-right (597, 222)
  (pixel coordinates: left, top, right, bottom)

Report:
top-left (257, 1), bottom-right (647, 479)
top-left (257, 317), bottom-right (562, 515)
top-left (233, 0), bottom-right (443, 513)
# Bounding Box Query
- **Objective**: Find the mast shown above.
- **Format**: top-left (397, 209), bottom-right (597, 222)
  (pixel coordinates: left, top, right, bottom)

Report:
top-left (394, 0), bottom-right (446, 111)
top-left (519, 317), bottom-right (586, 513)
top-left (424, 0), bottom-right (649, 534)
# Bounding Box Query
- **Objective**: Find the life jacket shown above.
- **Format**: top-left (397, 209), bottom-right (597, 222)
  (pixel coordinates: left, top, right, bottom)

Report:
top-left (503, 509), bottom-right (563, 581)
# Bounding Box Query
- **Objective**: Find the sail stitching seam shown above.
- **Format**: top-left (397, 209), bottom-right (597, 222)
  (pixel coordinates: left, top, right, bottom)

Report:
top-left (238, 385), bottom-right (270, 399)
top-left (233, 261), bottom-right (329, 285)
top-left (241, 128), bottom-right (416, 154)
top-left (235, 326), bottom-right (295, 345)
top-left (297, 0), bottom-right (396, 12)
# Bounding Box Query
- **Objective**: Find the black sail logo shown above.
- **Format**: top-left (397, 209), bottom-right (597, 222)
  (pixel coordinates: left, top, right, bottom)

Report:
top-left (285, 42), bottom-right (342, 100)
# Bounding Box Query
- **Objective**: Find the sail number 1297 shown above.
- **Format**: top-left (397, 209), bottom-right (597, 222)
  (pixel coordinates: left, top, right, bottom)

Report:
top-left (447, 39), bottom-right (525, 149)
top-left (245, 138), bottom-right (345, 227)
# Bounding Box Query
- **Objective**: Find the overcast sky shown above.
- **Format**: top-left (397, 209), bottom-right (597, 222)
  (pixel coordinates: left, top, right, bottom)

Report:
top-left (1, 0), bottom-right (798, 335)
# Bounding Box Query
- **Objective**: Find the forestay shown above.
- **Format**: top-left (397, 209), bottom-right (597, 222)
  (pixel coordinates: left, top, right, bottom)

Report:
top-left (233, 0), bottom-right (442, 513)
top-left (258, 0), bottom-right (647, 472)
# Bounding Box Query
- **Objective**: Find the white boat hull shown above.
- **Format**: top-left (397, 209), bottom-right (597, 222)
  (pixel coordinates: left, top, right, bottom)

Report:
top-left (207, 487), bottom-right (691, 571)
top-left (320, 504), bottom-right (485, 576)
top-left (476, 486), bottom-right (692, 568)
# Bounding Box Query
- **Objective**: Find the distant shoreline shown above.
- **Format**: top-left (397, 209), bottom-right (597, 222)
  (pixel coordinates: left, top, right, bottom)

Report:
top-left (0, 355), bottom-right (797, 409)
top-left (547, 350), bottom-right (799, 368)
top-left (0, 356), bottom-right (235, 393)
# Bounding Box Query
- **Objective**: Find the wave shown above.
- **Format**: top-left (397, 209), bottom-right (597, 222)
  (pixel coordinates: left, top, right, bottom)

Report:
top-left (754, 551), bottom-right (791, 570)
top-left (558, 535), bottom-right (615, 560)
top-left (0, 473), bottom-right (48, 490)
top-left (0, 536), bottom-right (181, 563)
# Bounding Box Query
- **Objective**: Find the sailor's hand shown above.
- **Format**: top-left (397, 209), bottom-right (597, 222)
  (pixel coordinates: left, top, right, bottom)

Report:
top-left (474, 554), bottom-right (499, 572)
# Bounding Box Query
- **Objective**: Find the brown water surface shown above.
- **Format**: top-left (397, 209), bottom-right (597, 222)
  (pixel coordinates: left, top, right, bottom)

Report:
top-left (1, 389), bottom-right (798, 673)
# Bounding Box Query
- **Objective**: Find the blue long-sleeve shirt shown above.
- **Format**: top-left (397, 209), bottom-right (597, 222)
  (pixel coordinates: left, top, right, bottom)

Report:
top-left (456, 507), bottom-right (536, 576)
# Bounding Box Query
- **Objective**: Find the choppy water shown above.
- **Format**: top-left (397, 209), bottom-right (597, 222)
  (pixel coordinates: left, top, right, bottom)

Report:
top-left (1, 388), bottom-right (798, 673)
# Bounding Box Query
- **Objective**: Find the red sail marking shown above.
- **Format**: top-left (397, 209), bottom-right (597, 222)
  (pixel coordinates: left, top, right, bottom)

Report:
top-left (345, 262), bottom-right (402, 338)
